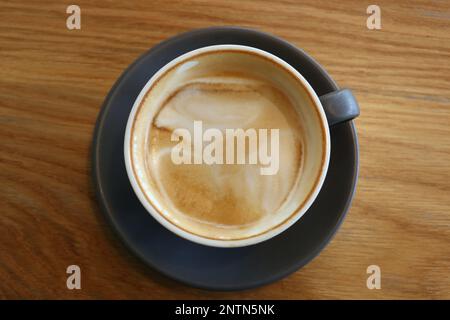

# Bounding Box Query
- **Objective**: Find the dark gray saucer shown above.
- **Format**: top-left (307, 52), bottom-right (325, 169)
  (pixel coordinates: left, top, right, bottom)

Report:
top-left (92, 27), bottom-right (359, 291)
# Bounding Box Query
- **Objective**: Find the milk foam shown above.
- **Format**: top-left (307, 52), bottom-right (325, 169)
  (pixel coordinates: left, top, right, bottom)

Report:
top-left (149, 75), bottom-right (303, 234)
top-left (129, 50), bottom-right (320, 240)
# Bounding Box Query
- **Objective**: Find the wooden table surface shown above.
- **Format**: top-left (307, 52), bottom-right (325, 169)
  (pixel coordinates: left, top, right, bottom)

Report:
top-left (1, 0), bottom-right (449, 299)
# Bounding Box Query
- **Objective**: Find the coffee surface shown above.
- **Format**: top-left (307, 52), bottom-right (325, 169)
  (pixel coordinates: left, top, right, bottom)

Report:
top-left (131, 50), bottom-right (307, 239)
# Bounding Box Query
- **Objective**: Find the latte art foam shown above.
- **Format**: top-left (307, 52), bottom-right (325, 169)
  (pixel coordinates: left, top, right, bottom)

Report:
top-left (128, 49), bottom-right (326, 241)
top-left (150, 75), bottom-right (303, 228)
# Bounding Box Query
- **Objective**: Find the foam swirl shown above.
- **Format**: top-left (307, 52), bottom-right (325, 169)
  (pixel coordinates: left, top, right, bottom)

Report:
top-left (148, 75), bottom-right (303, 230)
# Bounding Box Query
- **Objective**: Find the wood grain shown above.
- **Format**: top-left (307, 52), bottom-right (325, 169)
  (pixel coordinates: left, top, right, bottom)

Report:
top-left (0, 0), bottom-right (449, 299)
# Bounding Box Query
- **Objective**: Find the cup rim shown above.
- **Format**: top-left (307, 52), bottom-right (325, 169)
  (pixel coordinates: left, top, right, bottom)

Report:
top-left (124, 44), bottom-right (331, 248)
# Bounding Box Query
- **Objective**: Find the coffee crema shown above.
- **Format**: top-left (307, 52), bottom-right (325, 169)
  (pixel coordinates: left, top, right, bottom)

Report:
top-left (128, 49), bottom-right (324, 241)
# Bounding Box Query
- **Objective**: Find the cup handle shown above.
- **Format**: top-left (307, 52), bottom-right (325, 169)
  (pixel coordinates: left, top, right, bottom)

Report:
top-left (319, 89), bottom-right (360, 126)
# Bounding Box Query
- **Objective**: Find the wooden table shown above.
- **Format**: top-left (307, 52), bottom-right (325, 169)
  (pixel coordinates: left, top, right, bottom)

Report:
top-left (1, 0), bottom-right (449, 299)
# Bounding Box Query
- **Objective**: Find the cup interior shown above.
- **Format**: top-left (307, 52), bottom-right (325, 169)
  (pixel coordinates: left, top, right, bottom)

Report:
top-left (124, 45), bottom-right (330, 247)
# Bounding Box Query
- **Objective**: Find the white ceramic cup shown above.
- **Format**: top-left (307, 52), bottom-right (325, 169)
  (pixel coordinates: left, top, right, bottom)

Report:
top-left (124, 45), bottom-right (331, 247)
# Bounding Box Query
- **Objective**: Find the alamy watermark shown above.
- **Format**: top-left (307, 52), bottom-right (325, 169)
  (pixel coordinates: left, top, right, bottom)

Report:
top-left (367, 5), bottom-right (381, 30)
top-left (170, 121), bottom-right (280, 176)
top-left (66, 5), bottom-right (81, 30)
top-left (366, 265), bottom-right (381, 289)
top-left (66, 265), bottom-right (81, 290)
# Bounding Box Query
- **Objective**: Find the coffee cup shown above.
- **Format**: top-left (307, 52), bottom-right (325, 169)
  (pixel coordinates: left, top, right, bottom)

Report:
top-left (124, 44), bottom-right (359, 247)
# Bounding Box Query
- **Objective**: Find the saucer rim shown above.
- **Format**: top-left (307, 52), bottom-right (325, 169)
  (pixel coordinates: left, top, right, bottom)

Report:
top-left (92, 26), bottom-right (359, 291)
